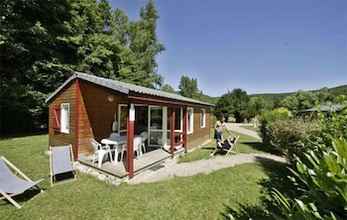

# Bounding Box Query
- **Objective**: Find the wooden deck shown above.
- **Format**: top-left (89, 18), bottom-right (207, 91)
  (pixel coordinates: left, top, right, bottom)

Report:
top-left (79, 149), bottom-right (171, 178)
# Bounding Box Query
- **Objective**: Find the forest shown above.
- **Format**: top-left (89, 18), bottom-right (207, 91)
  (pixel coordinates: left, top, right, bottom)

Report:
top-left (1, 0), bottom-right (166, 134)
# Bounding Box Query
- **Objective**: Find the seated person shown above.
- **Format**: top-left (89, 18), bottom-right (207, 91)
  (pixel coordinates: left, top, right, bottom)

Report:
top-left (217, 136), bottom-right (237, 150)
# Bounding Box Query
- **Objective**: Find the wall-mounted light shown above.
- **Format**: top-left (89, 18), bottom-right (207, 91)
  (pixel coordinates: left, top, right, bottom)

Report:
top-left (107, 95), bottom-right (114, 102)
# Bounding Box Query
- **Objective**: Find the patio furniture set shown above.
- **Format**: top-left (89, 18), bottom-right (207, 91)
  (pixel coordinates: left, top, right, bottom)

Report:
top-left (90, 131), bottom-right (148, 168)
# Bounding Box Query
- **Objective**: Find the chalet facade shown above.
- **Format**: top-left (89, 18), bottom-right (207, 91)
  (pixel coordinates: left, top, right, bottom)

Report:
top-left (46, 72), bottom-right (214, 178)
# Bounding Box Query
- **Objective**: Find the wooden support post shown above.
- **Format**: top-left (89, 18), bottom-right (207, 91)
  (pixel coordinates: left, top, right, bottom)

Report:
top-left (183, 107), bottom-right (188, 153)
top-left (170, 108), bottom-right (175, 157)
top-left (74, 79), bottom-right (81, 160)
top-left (127, 104), bottom-right (135, 178)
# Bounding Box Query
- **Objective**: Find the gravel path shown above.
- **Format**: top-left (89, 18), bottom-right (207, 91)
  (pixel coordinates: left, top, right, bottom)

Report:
top-left (129, 153), bottom-right (286, 184)
top-left (226, 123), bottom-right (261, 140)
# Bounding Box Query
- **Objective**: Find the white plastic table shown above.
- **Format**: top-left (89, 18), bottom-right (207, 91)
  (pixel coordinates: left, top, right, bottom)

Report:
top-left (101, 136), bottom-right (127, 163)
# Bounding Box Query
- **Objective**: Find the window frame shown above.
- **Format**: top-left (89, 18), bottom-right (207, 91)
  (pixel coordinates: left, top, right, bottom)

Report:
top-left (187, 107), bottom-right (194, 134)
top-left (60, 103), bottom-right (70, 134)
top-left (200, 109), bottom-right (206, 128)
top-left (118, 104), bottom-right (128, 134)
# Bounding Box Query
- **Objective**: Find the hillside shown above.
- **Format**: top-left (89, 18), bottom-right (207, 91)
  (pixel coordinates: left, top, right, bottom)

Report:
top-left (250, 84), bottom-right (347, 103)
top-left (187, 84), bottom-right (347, 106)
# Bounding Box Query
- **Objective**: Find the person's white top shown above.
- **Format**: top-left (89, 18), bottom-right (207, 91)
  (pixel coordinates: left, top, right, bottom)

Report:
top-left (215, 120), bottom-right (226, 133)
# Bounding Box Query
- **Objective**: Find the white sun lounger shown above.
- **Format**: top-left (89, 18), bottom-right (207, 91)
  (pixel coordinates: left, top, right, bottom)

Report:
top-left (49, 145), bottom-right (76, 186)
top-left (0, 156), bottom-right (43, 209)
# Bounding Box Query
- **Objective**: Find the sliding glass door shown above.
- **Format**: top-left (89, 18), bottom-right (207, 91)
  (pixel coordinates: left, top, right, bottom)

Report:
top-left (148, 106), bottom-right (167, 147)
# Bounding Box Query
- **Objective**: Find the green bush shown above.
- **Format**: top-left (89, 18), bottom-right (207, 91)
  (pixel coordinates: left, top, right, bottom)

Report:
top-left (260, 107), bottom-right (292, 145)
top-left (272, 138), bottom-right (347, 219)
top-left (318, 110), bottom-right (347, 144)
top-left (267, 119), bottom-right (321, 162)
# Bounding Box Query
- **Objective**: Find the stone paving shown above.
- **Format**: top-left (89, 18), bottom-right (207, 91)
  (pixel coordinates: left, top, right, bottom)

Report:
top-left (128, 153), bottom-right (286, 184)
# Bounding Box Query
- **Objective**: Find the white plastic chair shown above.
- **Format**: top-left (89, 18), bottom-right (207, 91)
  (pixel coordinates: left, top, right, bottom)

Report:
top-left (139, 131), bottom-right (148, 154)
top-left (134, 136), bottom-right (143, 157)
top-left (121, 136), bottom-right (143, 159)
top-left (90, 139), bottom-right (113, 168)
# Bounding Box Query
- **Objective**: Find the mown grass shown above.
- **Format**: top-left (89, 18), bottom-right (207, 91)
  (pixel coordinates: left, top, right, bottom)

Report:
top-left (178, 132), bottom-right (271, 163)
top-left (0, 134), bottom-right (283, 219)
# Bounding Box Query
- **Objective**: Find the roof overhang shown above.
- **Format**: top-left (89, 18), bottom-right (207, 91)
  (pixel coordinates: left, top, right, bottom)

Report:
top-left (45, 72), bottom-right (215, 108)
top-left (45, 73), bottom-right (130, 103)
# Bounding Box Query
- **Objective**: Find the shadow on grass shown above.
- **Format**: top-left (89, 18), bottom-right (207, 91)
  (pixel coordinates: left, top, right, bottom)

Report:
top-left (221, 157), bottom-right (295, 219)
top-left (0, 131), bottom-right (47, 140)
top-left (221, 203), bottom-right (272, 220)
top-left (0, 187), bottom-right (43, 208)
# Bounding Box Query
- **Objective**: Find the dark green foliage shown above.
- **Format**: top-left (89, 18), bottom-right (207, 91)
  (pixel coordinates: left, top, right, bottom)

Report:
top-left (280, 91), bottom-right (319, 112)
top-left (248, 96), bottom-right (268, 118)
top-left (215, 89), bottom-right (250, 122)
top-left (228, 112), bottom-right (347, 220)
top-left (177, 75), bottom-right (217, 103)
top-left (160, 84), bottom-right (176, 93)
top-left (251, 85), bottom-right (346, 112)
top-left (178, 75), bottom-right (199, 98)
top-left (270, 109), bottom-right (347, 219)
top-left (0, 0), bottom-right (164, 135)
top-left (0, 0), bottom-right (73, 134)
top-left (271, 138), bottom-right (347, 220)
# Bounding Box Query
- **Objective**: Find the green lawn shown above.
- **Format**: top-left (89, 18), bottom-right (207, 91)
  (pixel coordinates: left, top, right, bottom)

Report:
top-left (178, 132), bottom-right (271, 163)
top-left (0, 134), bottom-right (283, 219)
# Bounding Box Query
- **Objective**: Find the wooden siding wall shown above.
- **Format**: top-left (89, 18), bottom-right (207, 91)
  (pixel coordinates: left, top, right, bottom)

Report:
top-left (78, 81), bottom-right (128, 154)
top-left (187, 107), bottom-right (211, 149)
top-left (49, 80), bottom-right (128, 156)
top-left (48, 82), bottom-right (76, 147)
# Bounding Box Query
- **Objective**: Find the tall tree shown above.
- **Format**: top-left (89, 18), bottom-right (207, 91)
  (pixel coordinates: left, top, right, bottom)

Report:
top-left (161, 84), bottom-right (176, 93)
top-left (280, 91), bottom-right (317, 111)
top-left (248, 96), bottom-right (267, 117)
top-left (125, 0), bottom-right (164, 88)
top-left (178, 75), bottom-right (199, 98)
top-left (0, 0), bottom-right (166, 134)
top-left (215, 89), bottom-right (250, 122)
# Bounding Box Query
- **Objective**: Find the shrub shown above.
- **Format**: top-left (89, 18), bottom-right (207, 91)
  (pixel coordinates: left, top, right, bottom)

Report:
top-left (272, 138), bottom-right (347, 219)
top-left (318, 110), bottom-right (347, 144)
top-left (267, 119), bottom-right (321, 162)
top-left (260, 107), bottom-right (292, 145)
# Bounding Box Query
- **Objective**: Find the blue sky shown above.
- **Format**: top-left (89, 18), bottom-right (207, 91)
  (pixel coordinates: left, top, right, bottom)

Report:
top-left (110, 0), bottom-right (347, 96)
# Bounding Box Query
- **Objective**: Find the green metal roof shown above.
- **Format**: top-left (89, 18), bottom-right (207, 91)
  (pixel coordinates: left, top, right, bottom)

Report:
top-left (46, 72), bottom-right (214, 107)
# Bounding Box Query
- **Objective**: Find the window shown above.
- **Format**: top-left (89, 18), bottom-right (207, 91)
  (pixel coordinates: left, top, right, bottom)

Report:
top-left (187, 107), bottom-right (194, 134)
top-left (118, 104), bottom-right (128, 134)
top-left (200, 109), bottom-right (206, 128)
top-left (60, 103), bottom-right (70, 134)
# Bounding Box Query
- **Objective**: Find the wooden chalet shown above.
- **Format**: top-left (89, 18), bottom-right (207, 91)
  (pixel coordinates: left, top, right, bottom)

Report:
top-left (46, 72), bottom-right (214, 178)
